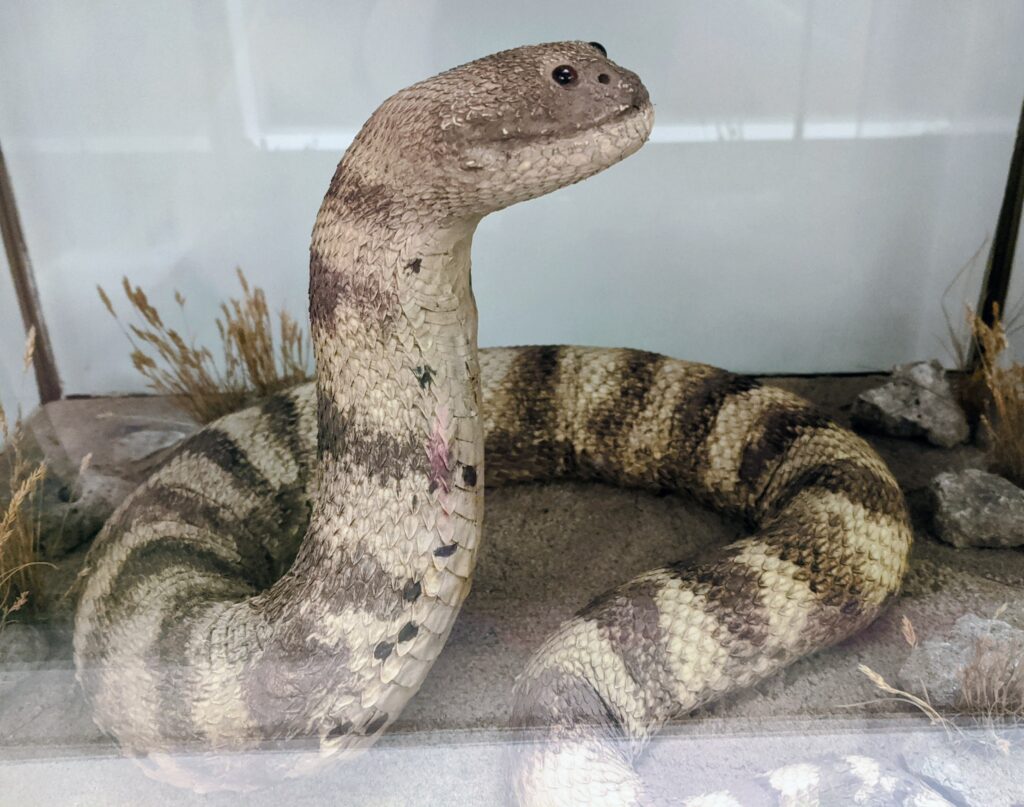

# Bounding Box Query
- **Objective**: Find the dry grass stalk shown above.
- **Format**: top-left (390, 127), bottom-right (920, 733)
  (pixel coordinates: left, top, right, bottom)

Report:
top-left (939, 242), bottom-right (1023, 435)
top-left (857, 663), bottom-right (953, 732)
top-left (901, 615), bottom-right (918, 648)
top-left (98, 268), bottom-right (312, 423)
top-left (0, 329), bottom-right (50, 628)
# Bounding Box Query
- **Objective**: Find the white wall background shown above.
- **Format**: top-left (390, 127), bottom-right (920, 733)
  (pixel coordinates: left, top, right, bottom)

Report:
top-left (1, 0), bottom-right (1023, 403)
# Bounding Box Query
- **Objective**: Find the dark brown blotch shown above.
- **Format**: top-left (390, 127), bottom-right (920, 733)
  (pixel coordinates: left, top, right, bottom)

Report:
top-left (583, 350), bottom-right (664, 482)
top-left (182, 427), bottom-right (273, 497)
top-left (485, 345), bottom-right (574, 483)
top-left (260, 392), bottom-right (309, 478)
top-left (323, 166), bottom-right (397, 224)
top-left (363, 712), bottom-right (388, 735)
top-left (413, 365), bottom-right (435, 389)
top-left (327, 720), bottom-right (353, 739)
top-left (740, 406), bottom-right (834, 487)
top-left (433, 543), bottom-right (457, 558)
top-left (104, 482), bottom-right (247, 555)
top-left (308, 251), bottom-right (398, 330)
top-left (766, 458), bottom-right (907, 525)
top-left (685, 557), bottom-right (772, 649)
top-left (374, 641), bottom-right (394, 660)
top-left (578, 578), bottom-right (673, 706)
top-left (316, 393), bottom-right (426, 484)
top-left (669, 373), bottom-right (761, 484)
top-left (398, 622), bottom-right (419, 643)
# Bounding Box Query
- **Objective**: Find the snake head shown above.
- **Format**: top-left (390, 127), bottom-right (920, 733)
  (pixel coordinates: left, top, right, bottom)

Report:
top-left (342, 41), bottom-right (654, 219)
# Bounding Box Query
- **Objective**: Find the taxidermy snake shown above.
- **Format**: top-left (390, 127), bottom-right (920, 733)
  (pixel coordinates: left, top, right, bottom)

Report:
top-left (74, 43), bottom-right (925, 804)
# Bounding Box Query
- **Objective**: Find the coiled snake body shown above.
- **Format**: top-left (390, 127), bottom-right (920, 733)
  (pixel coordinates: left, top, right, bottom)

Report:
top-left (75, 43), bottom-right (917, 804)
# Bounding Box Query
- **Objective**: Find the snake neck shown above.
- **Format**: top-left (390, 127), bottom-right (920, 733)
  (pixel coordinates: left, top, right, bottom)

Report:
top-left (240, 178), bottom-right (487, 741)
top-left (304, 196), bottom-right (485, 598)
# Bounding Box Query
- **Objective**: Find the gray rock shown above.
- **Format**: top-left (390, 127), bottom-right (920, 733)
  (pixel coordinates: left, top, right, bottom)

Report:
top-left (930, 469), bottom-right (1024, 549)
top-left (902, 743), bottom-right (1024, 807)
top-left (0, 623), bottom-right (50, 695)
top-left (29, 425), bottom-right (189, 559)
top-left (111, 426), bottom-right (191, 465)
top-left (898, 614), bottom-right (1024, 710)
top-left (13, 401), bottom-right (197, 559)
top-left (851, 360), bottom-right (969, 448)
top-left (37, 468), bottom-right (134, 558)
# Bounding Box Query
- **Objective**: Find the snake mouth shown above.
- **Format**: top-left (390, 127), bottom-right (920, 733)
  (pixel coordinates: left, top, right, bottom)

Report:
top-left (576, 93), bottom-right (655, 149)
top-left (605, 97), bottom-right (653, 126)
top-left (593, 97), bottom-right (655, 145)
top-left (480, 97), bottom-right (654, 152)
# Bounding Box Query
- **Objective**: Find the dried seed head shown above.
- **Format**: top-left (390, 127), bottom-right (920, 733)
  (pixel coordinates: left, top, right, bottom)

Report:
top-left (22, 327), bottom-right (36, 371)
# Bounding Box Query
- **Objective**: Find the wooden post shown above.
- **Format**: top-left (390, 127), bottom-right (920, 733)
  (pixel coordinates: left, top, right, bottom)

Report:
top-left (0, 141), bottom-right (62, 403)
top-left (972, 96), bottom-right (1024, 366)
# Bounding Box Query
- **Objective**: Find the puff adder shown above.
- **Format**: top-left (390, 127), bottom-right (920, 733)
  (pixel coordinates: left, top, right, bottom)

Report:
top-left (74, 43), bottom-right (920, 804)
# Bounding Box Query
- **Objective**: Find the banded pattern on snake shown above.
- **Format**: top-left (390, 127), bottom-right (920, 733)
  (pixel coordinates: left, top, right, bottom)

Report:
top-left (74, 42), bottom-right (927, 804)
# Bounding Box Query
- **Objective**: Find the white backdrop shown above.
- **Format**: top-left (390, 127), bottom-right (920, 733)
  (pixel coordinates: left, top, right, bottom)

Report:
top-left (1, 0), bottom-right (1023, 405)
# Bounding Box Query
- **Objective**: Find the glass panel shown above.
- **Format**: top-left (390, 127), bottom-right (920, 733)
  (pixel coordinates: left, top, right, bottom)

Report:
top-left (1, 5), bottom-right (1023, 806)
top-left (1, 1), bottom-right (1022, 392)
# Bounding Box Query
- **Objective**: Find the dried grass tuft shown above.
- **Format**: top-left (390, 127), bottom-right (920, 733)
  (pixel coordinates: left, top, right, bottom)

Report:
top-left (0, 329), bottom-right (51, 629)
top-left (958, 635), bottom-right (1024, 730)
top-left (940, 243), bottom-right (1023, 451)
top-left (99, 268), bottom-right (312, 423)
top-left (967, 304), bottom-right (1024, 487)
top-left (856, 613), bottom-right (1022, 755)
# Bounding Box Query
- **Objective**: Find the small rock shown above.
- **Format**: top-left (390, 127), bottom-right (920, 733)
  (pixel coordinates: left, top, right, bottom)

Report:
top-left (0, 623), bottom-right (50, 695)
top-left (11, 404), bottom-right (196, 559)
top-left (851, 360), bottom-right (969, 448)
top-left (930, 469), bottom-right (1024, 549)
top-left (902, 742), bottom-right (1024, 807)
top-left (37, 468), bottom-right (135, 558)
top-left (898, 614), bottom-right (1024, 709)
top-left (111, 427), bottom-right (190, 465)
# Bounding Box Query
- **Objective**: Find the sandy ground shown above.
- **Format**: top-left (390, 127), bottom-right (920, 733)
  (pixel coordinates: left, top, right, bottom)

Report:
top-left (1, 375), bottom-right (1022, 805)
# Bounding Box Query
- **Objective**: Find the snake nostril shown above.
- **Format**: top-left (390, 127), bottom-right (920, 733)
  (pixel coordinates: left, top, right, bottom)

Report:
top-left (597, 73), bottom-right (610, 85)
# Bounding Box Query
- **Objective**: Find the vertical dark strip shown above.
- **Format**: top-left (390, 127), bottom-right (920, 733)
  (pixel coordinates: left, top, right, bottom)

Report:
top-left (0, 142), bottom-right (62, 402)
top-left (973, 96), bottom-right (1024, 366)
top-left (261, 392), bottom-right (308, 478)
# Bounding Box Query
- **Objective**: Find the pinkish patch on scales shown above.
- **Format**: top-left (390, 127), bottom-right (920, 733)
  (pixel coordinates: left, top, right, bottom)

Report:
top-left (425, 407), bottom-right (455, 495)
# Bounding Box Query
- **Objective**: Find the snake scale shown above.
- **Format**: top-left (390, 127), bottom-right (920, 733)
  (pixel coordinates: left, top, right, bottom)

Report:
top-left (73, 43), bottom-right (931, 805)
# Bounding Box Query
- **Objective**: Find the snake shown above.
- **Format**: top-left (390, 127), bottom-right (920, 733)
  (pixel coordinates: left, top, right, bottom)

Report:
top-left (73, 42), bottom-right (927, 804)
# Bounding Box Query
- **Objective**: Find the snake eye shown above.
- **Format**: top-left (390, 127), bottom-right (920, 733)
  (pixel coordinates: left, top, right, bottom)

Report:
top-left (551, 65), bottom-right (578, 86)
top-left (588, 41), bottom-right (607, 57)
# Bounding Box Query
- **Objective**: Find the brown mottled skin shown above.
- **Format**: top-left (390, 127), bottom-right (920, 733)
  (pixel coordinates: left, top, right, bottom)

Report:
top-left (73, 43), bottom-right (932, 804)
